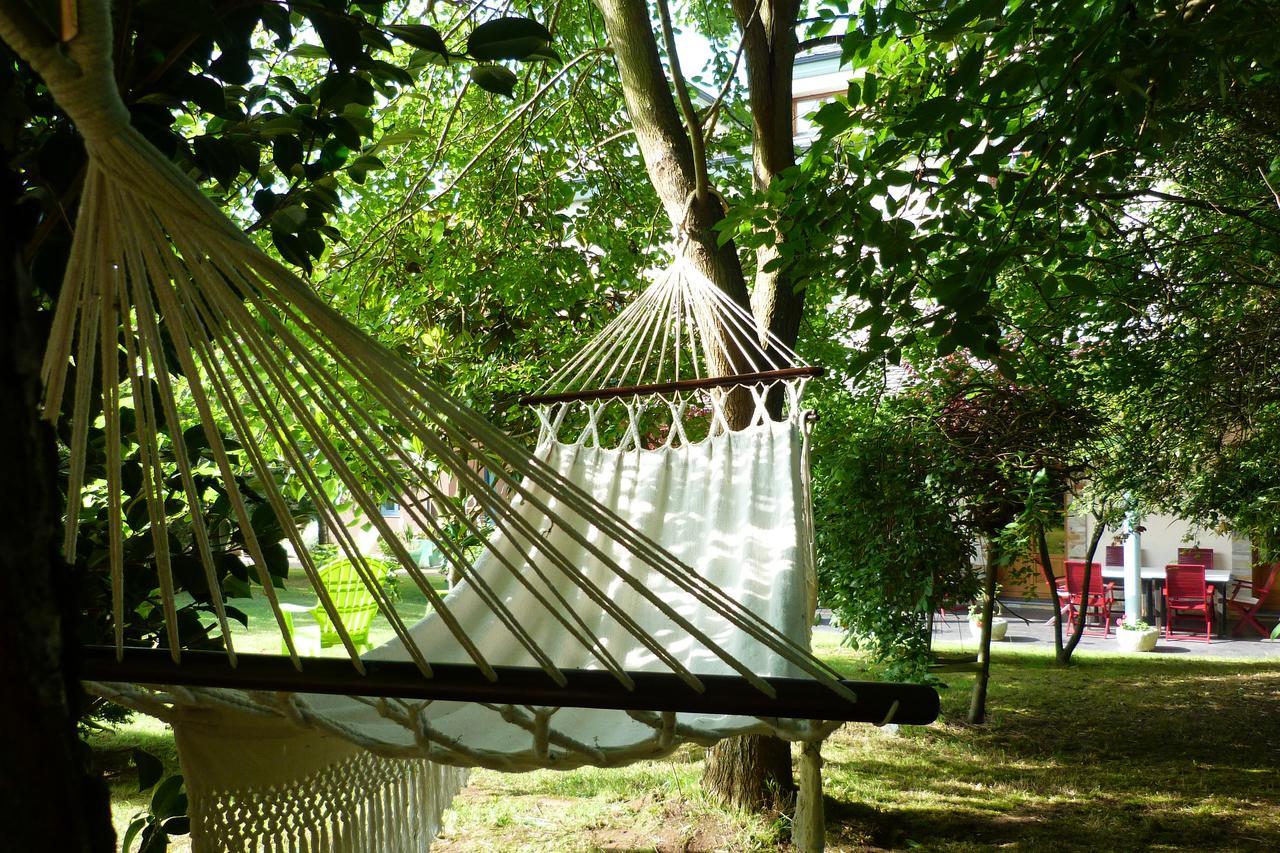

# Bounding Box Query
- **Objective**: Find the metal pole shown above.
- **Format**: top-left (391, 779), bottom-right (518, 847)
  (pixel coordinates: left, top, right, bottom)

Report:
top-left (1123, 509), bottom-right (1143, 622)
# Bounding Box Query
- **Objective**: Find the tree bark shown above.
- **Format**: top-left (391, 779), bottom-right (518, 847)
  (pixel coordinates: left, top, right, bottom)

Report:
top-left (967, 540), bottom-right (999, 724)
top-left (730, 0), bottom-right (805, 345)
top-left (1059, 515), bottom-right (1107, 664)
top-left (0, 148), bottom-right (114, 851)
top-left (699, 732), bottom-right (796, 812)
top-left (594, 0), bottom-right (749, 304)
top-left (592, 0), bottom-right (805, 814)
top-left (1035, 523), bottom-right (1064, 660)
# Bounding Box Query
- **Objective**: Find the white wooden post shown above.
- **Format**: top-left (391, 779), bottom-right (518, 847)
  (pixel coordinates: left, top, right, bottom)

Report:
top-left (1123, 511), bottom-right (1142, 622)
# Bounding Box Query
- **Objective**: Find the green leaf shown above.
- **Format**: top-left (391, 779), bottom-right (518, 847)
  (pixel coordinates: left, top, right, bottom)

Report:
top-left (387, 24), bottom-right (448, 57)
top-left (290, 44), bottom-right (331, 60)
top-left (274, 205), bottom-right (308, 234)
top-left (122, 816), bottom-right (148, 853)
top-left (150, 775), bottom-right (187, 821)
top-left (138, 823), bottom-right (166, 853)
top-left (132, 748), bottom-right (164, 792)
top-left (470, 65), bottom-right (518, 98)
top-left (122, 460), bottom-right (144, 498)
top-left (309, 11), bottom-right (364, 70)
top-left (125, 497), bottom-right (151, 532)
top-left (271, 230), bottom-right (312, 273)
top-left (263, 542), bottom-right (290, 580)
top-left (348, 154), bottom-right (386, 184)
top-left (219, 551), bottom-right (249, 581)
top-left (162, 816), bottom-right (191, 837)
top-left (224, 605), bottom-right (249, 628)
top-left (178, 74), bottom-right (226, 115)
top-left (863, 73), bottom-right (878, 106)
top-left (316, 139), bottom-right (351, 171)
top-left (272, 135), bottom-right (303, 173)
top-left (373, 129), bottom-right (431, 150)
top-left (467, 17), bottom-right (552, 62)
top-left (365, 59), bottom-right (414, 87)
top-left (523, 45), bottom-right (563, 64)
top-left (222, 574), bottom-right (251, 599)
top-left (333, 116), bottom-right (365, 150)
top-left (192, 136), bottom-right (240, 188)
top-left (253, 189), bottom-right (280, 217)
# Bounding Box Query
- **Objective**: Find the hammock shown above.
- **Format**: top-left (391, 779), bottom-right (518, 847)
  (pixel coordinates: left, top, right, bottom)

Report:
top-left (2, 4), bottom-right (938, 851)
top-left (90, 264), bottom-right (873, 852)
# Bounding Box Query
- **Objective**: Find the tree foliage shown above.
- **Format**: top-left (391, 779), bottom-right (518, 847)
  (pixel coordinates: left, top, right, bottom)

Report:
top-left (811, 388), bottom-right (976, 681)
top-left (774, 0), bottom-right (1279, 585)
top-left (2, 2), bottom-right (560, 677)
top-left (744, 0), bottom-right (1279, 369)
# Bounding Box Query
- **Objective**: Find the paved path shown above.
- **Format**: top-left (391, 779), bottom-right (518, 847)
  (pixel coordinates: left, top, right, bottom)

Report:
top-left (816, 603), bottom-right (1280, 660)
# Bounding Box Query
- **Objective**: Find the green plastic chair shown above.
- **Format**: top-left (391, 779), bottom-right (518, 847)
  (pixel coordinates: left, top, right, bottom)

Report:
top-left (414, 540), bottom-right (445, 571)
top-left (281, 557), bottom-right (384, 654)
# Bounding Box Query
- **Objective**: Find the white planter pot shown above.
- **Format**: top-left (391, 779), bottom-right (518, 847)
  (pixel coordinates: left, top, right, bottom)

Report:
top-left (970, 617), bottom-right (1008, 642)
top-left (1117, 627), bottom-right (1158, 652)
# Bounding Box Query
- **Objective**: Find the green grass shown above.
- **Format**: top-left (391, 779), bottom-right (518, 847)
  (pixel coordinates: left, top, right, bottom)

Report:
top-left (91, 631), bottom-right (1280, 851)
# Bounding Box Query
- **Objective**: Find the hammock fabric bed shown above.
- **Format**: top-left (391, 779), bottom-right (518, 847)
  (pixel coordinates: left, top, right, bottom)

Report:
top-left (2, 3), bottom-right (938, 851)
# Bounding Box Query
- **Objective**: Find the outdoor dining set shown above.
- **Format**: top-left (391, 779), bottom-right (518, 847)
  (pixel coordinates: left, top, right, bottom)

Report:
top-left (1058, 547), bottom-right (1279, 642)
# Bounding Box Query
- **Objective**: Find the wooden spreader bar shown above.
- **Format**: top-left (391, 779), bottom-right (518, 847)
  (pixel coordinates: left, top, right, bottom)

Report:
top-left (82, 646), bottom-right (940, 725)
top-left (519, 366), bottom-right (824, 407)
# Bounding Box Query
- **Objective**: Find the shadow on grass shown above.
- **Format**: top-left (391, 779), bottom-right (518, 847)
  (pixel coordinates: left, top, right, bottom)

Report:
top-left (820, 653), bottom-right (1280, 851)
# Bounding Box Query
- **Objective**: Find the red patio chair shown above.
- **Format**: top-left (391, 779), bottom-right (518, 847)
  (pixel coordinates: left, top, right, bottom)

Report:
top-left (1064, 560), bottom-right (1116, 636)
top-left (1178, 547), bottom-right (1214, 571)
top-left (1164, 563), bottom-right (1214, 642)
top-left (1227, 563), bottom-right (1279, 637)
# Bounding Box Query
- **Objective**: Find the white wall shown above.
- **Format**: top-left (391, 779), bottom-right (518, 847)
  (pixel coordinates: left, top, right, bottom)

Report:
top-left (1067, 510), bottom-right (1252, 578)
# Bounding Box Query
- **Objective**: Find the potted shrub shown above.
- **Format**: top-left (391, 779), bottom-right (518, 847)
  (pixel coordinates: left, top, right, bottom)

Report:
top-left (1116, 618), bottom-right (1159, 652)
top-left (968, 586), bottom-right (1009, 641)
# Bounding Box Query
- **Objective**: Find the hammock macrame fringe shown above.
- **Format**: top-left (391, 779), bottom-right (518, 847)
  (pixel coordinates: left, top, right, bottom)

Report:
top-left (186, 753), bottom-right (466, 853)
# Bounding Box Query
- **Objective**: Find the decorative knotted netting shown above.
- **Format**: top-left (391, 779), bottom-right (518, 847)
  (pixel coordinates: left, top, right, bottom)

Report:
top-left (1, 3), bottom-right (932, 851)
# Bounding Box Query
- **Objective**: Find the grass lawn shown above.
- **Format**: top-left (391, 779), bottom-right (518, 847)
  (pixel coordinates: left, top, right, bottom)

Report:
top-left (91, 624), bottom-right (1280, 851)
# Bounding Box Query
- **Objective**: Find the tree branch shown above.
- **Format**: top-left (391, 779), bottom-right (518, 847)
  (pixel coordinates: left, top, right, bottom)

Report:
top-left (654, 0), bottom-right (709, 206)
top-left (797, 34), bottom-right (843, 52)
top-left (1087, 188), bottom-right (1280, 234)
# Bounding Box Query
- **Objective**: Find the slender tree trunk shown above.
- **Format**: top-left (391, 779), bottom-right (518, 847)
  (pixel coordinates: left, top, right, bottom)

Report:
top-left (1035, 523), bottom-right (1064, 660)
top-left (593, 0), bottom-right (808, 813)
top-left (967, 540), bottom-right (999, 724)
top-left (729, 0), bottom-right (804, 344)
top-left (0, 149), bottom-right (114, 851)
top-left (593, 0), bottom-right (749, 302)
top-left (1060, 516), bottom-right (1107, 664)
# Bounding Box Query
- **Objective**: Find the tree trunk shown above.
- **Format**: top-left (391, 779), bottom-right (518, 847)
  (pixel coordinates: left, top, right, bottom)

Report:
top-left (1035, 523), bottom-right (1064, 660)
top-left (967, 540), bottom-right (999, 724)
top-left (592, 0), bottom-right (807, 813)
top-left (729, 0), bottom-right (805, 344)
top-left (1059, 515), bottom-right (1107, 664)
top-left (699, 733), bottom-right (796, 812)
top-left (0, 150), bottom-right (114, 851)
top-left (593, 0), bottom-right (750, 303)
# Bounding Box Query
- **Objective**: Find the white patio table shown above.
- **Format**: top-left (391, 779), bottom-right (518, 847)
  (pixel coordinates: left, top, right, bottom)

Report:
top-left (1101, 565), bottom-right (1233, 636)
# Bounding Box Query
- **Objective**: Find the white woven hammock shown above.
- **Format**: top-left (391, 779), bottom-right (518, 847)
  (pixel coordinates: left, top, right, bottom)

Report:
top-left (88, 262), bottom-right (840, 851)
top-left (0, 3), bottom-right (879, 851)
